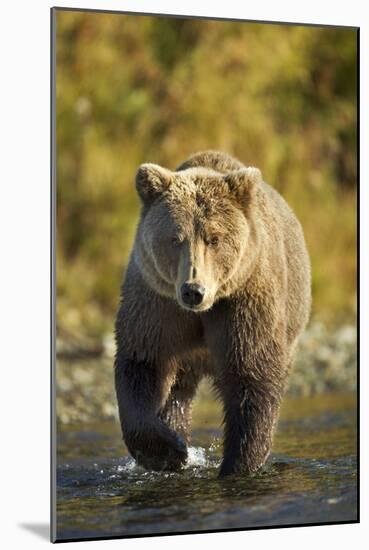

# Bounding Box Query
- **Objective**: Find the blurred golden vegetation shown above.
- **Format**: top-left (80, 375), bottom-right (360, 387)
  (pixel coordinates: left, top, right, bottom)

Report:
top-left (56, 11), bottom-right (357, 339)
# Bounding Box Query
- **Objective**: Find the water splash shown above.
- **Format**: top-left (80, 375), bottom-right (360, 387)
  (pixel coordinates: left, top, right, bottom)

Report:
top-left (114, 446), bottom-right (208, 475)
top-left (187, 446), bottom-right (207, 467)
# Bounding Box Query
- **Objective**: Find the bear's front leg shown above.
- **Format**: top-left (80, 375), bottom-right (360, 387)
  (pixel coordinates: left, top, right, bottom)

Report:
top-left (115, 350), bottom-right (188, 471)
top-left (114, 263), bottom-right (192, 472)
top-left (204, 301), bottom-right (288, 478)
top-left (218, 364), bottom-right (285, 477)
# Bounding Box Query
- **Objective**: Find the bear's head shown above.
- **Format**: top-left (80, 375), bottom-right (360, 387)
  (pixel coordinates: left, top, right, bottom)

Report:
top-left (133, 163), bottom-right (262, 312)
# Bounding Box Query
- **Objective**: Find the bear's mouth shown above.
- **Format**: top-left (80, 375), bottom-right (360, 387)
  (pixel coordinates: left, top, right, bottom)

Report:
top-left (179, 302), bottom-right (211, 313)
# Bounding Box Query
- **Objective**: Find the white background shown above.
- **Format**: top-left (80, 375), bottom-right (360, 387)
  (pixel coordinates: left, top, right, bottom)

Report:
top-left (0, 0), bottom-right (367, 548)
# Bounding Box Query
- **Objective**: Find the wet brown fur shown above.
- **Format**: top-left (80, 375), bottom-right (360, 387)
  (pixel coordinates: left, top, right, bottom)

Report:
top-left (115, 150), bottom-right (311, 476)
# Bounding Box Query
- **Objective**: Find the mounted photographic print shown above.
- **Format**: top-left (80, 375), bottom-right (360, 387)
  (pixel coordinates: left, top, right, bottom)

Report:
top-left (51, 6), bottom-right (358, 543)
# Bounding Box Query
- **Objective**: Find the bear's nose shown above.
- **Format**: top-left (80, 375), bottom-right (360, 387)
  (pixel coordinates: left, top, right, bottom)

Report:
top-left (181, 282), bottom-right (205, 307)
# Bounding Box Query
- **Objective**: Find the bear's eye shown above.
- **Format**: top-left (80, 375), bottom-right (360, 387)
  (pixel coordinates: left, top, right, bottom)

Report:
top-left (171, 236), bottom-right (182, 246)
top-left (207, 235), bottom-right (219, 248)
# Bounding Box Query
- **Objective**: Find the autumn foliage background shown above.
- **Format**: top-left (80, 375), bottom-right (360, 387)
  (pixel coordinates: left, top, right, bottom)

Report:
top-left (56, 11), bottom-right (357, 342)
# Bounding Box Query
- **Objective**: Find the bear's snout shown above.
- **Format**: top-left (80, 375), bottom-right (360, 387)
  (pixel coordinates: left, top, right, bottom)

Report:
top-left (181, 282), bottom-right (205, 307)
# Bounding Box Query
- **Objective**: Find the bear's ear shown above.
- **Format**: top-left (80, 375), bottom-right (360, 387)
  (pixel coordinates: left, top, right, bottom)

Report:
top-left (136, 163), bottom-right (173, 205)
top-left (224, 167), bottom-right (262, 207)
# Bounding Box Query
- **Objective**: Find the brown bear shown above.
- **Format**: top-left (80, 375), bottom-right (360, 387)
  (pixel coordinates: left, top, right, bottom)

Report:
top-left (115, 150), bottom-right (311, 477)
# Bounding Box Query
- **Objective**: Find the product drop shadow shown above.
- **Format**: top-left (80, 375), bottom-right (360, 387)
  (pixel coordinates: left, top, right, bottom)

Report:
top-left (18, 523), bottom-right (49, 541)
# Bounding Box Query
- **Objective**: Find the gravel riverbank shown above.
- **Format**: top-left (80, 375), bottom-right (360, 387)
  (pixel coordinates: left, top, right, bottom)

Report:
top-left (56, 320), bottom-right (357, 424)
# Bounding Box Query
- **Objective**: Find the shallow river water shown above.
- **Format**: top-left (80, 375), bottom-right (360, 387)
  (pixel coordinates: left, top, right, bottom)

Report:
top-left (56, 392), bottom-right (357, 541)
